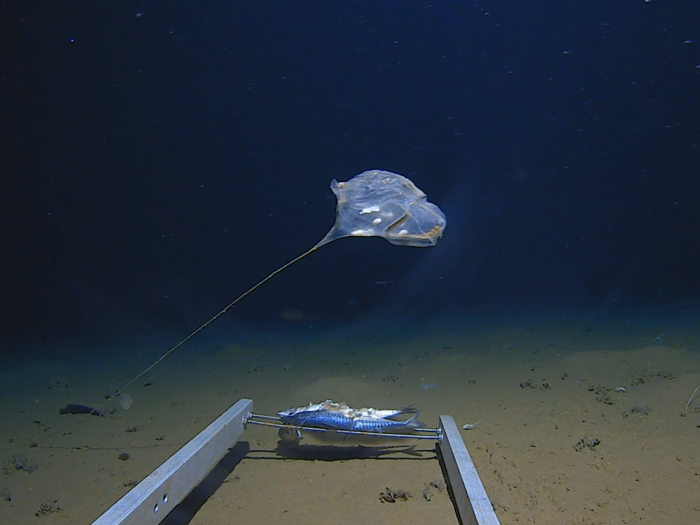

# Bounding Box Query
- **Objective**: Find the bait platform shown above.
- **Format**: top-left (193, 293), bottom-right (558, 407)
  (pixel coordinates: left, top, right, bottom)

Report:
top-left (94, 398), bottom-right (499, 525)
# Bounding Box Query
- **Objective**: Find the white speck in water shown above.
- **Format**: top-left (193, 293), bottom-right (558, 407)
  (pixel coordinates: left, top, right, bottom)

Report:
top-left (119, 393), bottom-right (133, 410)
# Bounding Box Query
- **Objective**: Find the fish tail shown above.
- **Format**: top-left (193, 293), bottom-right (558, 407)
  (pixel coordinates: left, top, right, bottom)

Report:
top-left (405, 410), bottom-right (426, 429)
top-left (399, 404), bottom-right (419, 415)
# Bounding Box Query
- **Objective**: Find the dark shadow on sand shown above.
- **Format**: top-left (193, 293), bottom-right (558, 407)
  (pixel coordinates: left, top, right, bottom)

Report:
top-left (160, 441), bottom-right (249, 525)
top-left (160, 439), bottom-right (437, 523)
top-left (270, 440), bottom-right (437, 461)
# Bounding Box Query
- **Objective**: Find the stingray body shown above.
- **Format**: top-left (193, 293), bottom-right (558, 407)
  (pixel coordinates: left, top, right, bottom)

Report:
top-left (100, 170), bottom-right (447, 416)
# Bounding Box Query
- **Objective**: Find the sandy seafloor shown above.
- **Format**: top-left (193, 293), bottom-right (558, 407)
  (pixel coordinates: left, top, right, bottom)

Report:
top-left (1, 308), bottom-right (700, 524)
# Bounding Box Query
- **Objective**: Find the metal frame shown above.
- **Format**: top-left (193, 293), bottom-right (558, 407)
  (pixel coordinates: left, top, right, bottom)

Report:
top-left (93, 400), bottom-right (499, 525)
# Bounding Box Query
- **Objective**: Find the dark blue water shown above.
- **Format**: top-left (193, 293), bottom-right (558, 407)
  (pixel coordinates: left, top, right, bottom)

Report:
top-left (2, 2), bottom-right (700, 522)
top-left (4, 1), bottom-right (700, 343)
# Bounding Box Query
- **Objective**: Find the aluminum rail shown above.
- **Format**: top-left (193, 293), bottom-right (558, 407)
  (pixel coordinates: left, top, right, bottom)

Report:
top-left (92, 398), bottom-right (253, 525)
top-left (438, 415), bottom-right (500, 525)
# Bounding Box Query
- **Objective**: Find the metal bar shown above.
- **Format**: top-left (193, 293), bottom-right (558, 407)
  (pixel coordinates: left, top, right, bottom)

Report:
top-left (413, 427), bottom-right (442, 433)
top-left (248, 413), bottom-right (440, 433)
top-left (93, 398), bottom-right (253, 525)
top-left (438, 415), bottom-right (500, 525)
top-left (248, 413), bottom-right (280, 421)
top-left (246, 418), bottom-right (441, 440)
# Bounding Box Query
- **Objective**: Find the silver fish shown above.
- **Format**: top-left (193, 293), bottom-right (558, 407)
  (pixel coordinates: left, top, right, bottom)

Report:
top-left (279, 400), bottom-right (416, 421)
top-left (350, 412), bottom-right (424, 432)
top-left (278, 409), bottom-right (356, 430)
top-left (277, 401), bottom-right (424, 433)
top-left (355, 405), bottom-right (418, 420)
